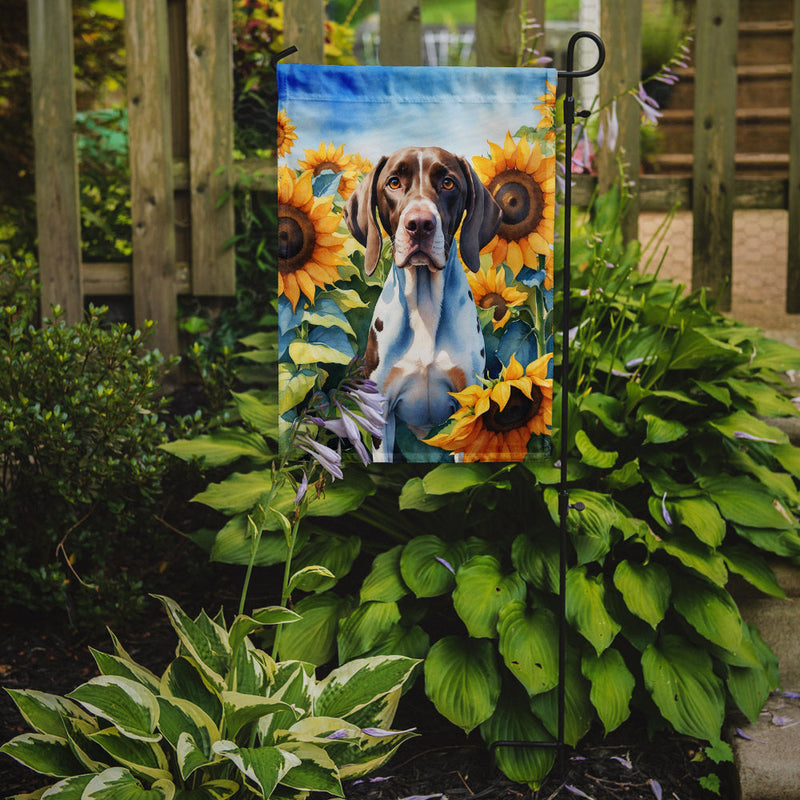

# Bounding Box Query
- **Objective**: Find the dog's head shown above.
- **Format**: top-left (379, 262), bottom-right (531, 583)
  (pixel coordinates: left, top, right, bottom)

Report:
top-left (344, 146), bottom-right (502, 275)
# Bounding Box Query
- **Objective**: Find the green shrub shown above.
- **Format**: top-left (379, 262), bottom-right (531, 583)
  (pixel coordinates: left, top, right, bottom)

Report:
top-left (0, 253), bottom-right (175, 623)
top-left (1, 595), bottom-right (419, 798)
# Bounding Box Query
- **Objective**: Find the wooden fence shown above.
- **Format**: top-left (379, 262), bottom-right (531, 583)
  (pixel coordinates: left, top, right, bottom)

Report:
top-left (27, 0), bottom-right (800, 356)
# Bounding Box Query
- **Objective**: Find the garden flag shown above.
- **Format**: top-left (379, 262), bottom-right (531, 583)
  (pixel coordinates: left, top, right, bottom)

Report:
top-left (278, 64), bottom-right (556, 463)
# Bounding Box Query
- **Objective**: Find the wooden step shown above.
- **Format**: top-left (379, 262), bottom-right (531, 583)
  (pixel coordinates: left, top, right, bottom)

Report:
top-left (737, 20), bottom-right (794, 66)
top-left (648, 152), bottom-right (789, 178)
top-left (664, 64), bottom-right (793, 111)
top-left (658, 107), bottom-right (791, 155)
top-left (737, 0), bottom-right (794, 22)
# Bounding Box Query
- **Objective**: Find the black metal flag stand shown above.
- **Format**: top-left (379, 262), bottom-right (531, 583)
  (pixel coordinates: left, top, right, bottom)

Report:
top-left (490, 30), bottom-right (605, 776)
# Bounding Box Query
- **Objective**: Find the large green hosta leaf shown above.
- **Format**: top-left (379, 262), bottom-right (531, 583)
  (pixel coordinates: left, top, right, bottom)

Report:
top-left (666, 496), bottom-right (726, 547)
top-left (565, 567), bottom-right (621, 655)
top-left (480, 681), bottom-right (555, 789)
top-left (159, 428), bottom-right (272, 468)
top-left (337, 601), bottom-right (402, 662)
top-left (699, 475), bottom-right (798, 530)
top-left (399, 536), bottom-right (469, 598)
top-left (421, 463), bottom-right (499, 494)
top-left (671, 574), bottom-right (743, 653)
top-left (360, 545), bottom-right (409, 603)
top-left (277, 593), bottom-right (352, 665)
top-left (424, 636), bottom-right (501, 734)
top-left (641, 634), bottom-right (725, 741)
top-left (452, 556), bottom-right (526, 639)
top-left (581, 648), bottom-right (635, 735)
top-left (496, 601), bottom-right (559, 696)
top-left (511, 534), bottom-right (559, 593)
top-left (612, 560), bottom-right (670, 629)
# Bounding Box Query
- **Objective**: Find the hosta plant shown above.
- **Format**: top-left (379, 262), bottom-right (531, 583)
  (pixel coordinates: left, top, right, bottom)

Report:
top-left (276, 184), bottom-right (800, 788)
top-left (0, 595), bottom-right (419, 800)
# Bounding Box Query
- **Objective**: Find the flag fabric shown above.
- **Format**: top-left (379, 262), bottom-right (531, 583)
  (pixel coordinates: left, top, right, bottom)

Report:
top-left (278, 64), bottom-right (557, 463)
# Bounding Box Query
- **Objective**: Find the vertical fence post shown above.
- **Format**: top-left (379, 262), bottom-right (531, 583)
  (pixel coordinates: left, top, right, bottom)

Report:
top-left (692, 0), bottom-right (738, 311)
top-left (187, 0), bottom-right (235, 295)
top-left (597, 0), bottom-right (641, 244)
top-left (475, 0), bottom-right (529, 67)
top-left (787, 0), bottom-right (800, 313)
top-left (284, 0), bottom-right (325, 64)
top-left (28, 0), bottom-right (83, 324)
top-left (126, 0), bottom-right (178, 355)
top-left (379, 0), bottom-right (422, 66)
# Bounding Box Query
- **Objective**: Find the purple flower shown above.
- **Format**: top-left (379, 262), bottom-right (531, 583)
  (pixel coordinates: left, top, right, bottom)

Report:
top-left (611, 755), bottom-right (632, 769)
top-left (734, 431), bottom-right (779, 444)
top-left (649, 779), bottom-right (663, 800)
top-left (565, 786), bottom-right (595, 799)
top-left (661, 492), bottom-right (673, 526)
top-left (297, 435), bottom-right (343, 480)
top-left (633, 84), bottom-right (662, 125)
top-left (435, 556), bottom-right (455, 574)
top-left (598, 100), bottom-right (619, 153)
top-left (326, 729), bottom-right (351, 740)
top-left (362, 726), bottom-right (416, 737)
top-left (293, 472), bottom-right (308, 504)
top-left (736, 727), bottom-right (755, 741)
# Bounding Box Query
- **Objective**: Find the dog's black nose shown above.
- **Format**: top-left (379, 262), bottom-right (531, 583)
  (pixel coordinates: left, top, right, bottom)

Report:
top-left (405, 212), bottom-right (436, 240)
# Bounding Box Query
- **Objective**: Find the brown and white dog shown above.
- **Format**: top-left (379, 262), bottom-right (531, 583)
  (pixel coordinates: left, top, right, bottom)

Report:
top-left (344, 146), bottom-right (502, 461)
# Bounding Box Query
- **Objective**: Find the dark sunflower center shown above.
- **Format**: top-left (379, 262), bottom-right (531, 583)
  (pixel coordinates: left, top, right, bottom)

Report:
top-left (484, 385), bottom-right (543, 433)
top-left (313, 160), bottom-right (343, 176)
top-left (278, 204), bottom-right (316, 274)
top-left (488, 170), bottom-right (545, 242)
top-left (479, 291), bottom-right (508, 322)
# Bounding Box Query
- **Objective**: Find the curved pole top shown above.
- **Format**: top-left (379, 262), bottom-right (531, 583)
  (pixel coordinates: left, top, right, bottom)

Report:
top-left (558, 31), bottom-right (605, 80)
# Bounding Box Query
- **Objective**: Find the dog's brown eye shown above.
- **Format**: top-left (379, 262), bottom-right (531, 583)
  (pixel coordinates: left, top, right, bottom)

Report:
top-left (387, 176), bottom-right (401, 189)
top-left (441, 176), bottom-right (455, 190)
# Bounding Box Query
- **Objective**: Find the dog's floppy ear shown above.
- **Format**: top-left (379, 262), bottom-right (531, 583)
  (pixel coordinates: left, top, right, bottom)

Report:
top-left (344, 156), bottom-right (387, 276)
top-left (457, 156), bottom-right (502, 272)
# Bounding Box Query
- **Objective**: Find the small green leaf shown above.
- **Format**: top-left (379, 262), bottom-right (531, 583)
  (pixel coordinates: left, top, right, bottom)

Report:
top-left (643, 414), bottom-right (688, 444)
top-left (581, 649), bottom-right (635, 734)
top-left (566, 566), bottom-right (621, 655)
top-left (424, 636), bottom-right (501, 734)
top-left (575, 429), bottom-right (618, 468)
top-left (612, 560), bottom-right (670, 629)
top-left (642, 634), bottom-right (725, 741)
top-left (497, 601), bottom-right (559, 696)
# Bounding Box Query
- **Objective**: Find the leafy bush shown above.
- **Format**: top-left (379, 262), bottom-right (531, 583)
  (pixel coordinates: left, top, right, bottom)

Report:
top-left (0, 253), bottom-right (175, 623)
top-left (167, 182), bottom-right (800, 789)
top-left (1, 595), bottom-right (419, 798)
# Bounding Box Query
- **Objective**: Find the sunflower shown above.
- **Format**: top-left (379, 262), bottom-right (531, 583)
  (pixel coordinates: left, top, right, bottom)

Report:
top-left (467, 265), bottom-right (528, 330)
top-left (472, 132), bottom-right (556, 280)
top-left (278, 166), bottom-right (349, 311)
top-left (534, 79), bottom-right (557, 141)
top-left (425, 353), bottom-right (553, 462)
top-left (277, 109), bottom-right (297, 157)
top-left (297, 141), bottom-right (362, 199)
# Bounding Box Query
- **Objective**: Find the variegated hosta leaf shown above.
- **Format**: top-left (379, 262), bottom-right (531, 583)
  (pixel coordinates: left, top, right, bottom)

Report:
top-left (424, 636), bottom-right (501, 734)
top-left (171, 779), bottom-right (239, 800)
top-left (258, 662), bottom-right (315, 745)
top-left (39, 773), bottom-right (94, 798)
top-left (176, 732), bottom-right (216, 783)
top-left (61, 716), bottom-right (106, 773)
top-left (66, 676), bottom-right (160, 742)
top-left (230, 641), bottom-right (276, 696)
top-left (641, 634), bottom-right (725, 741)
top-left (90, 648), bottom-right (161, 694)
top-left (581, 648), bottom-right (635, 735)
top-left (221, 691), bottom-right (299, 740)
top-left (212, 740), bottom-right (300, 798)
top-left (612, 560), bottom-right (671, 629)
top-left (496, 601), bottom-right (559, 697)
top-left (452, 556), bottom-right (526, 639)
top-left (81, 767), bottom-right (174, 799)
top-left (275, 741), bottom-right (344, 796)
top-left (160, 657), bottom-right (222, 728)
top-left (480, 681), bottom-right (555, 790)
top-left (0, 732), bottom-right (85, 777)
top-left (4, 689), bottom-right (93, 737)
top-left (88, 727), bottom-right (171, 782)
top-left (228, 610), bottom-right (299, 657)
top-left (156, 696), bottom-right (219, 778)
top-left (334, 726), bottom-right (418, 781)
top-left (154, 596), bottom-right (231, 690)
top-left (565, 566), bottom-right (621, 655)
top-left (312, 656), bottom-right (420, 721)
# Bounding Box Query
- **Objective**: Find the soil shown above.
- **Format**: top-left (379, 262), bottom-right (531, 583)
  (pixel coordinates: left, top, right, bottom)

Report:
top-left (0, 577), bottom-right (732, 800)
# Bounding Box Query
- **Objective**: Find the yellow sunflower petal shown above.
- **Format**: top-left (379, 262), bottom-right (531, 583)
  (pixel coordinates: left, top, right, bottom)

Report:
top-left (293, 171), bottom-right (314, 208)
top-left (295, 267), bottom-right (317, 304)
top-left (491, 380), bottom-right (511, 412)
top-left (506, 240), bottom-right (524, 273)
top-left (282, 271), bottom-right (301, 311)
top-left (504, 353), bottom-right (524, 381)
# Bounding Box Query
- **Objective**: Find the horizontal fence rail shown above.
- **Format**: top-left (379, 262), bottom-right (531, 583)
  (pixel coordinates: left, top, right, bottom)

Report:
top-left (26, 0), bottom-right (799, 358)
